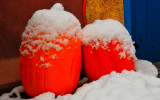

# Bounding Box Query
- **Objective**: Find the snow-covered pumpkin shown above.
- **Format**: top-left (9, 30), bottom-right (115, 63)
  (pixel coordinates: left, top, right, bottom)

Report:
top-left (81, 19), bottom-right (136, 81)
top-left (20, 3), bottom-right (81, 97)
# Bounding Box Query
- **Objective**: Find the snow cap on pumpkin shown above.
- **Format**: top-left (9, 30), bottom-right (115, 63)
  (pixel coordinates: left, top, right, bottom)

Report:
top-left (50, 3), bottom-right (64, 11)
top-left (21, 3), bottom-right (81, 56)
top-left (22, 3), bottom-right (81, 39)
top-left (81, 19), bottom-right (136, 59)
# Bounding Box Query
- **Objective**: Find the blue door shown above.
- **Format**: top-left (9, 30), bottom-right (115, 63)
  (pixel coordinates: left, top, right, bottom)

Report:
top-left (124, 0), bottom-right (160, 62)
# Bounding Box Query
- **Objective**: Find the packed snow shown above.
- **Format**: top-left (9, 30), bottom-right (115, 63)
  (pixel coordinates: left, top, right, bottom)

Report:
top-left (81, 19), bottom-right (136, 60)
top-left (51, 3), bottom-right (64, 11)
top-left (1, 69), bottom-right (160, 100)
top-left (135, 59), bottom-right (158, 77)
top-left (0, 86), bottom-right (24, 100)
top-left (20, 3), bottom-right (81, 56)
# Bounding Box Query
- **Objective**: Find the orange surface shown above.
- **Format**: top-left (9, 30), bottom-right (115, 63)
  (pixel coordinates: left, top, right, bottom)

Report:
top-left (83, 39), bottom-right (135, 81)
top-left (20, 34), bottom-right (81, 97)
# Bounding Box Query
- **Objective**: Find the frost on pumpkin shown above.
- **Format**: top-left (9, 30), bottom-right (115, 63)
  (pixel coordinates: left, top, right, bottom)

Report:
top-left (51, 54), bottom-right (56, 59)
top-left (40, 56), bottom-right (45, 62)
top-left (20, 3), bottom-right (81, 68)
top-left (81, 19), bottom-right (136, 60)
top-left (39, 63), bottom-right (51, 68)
top-left (119, 52), bottom-right (126, 59)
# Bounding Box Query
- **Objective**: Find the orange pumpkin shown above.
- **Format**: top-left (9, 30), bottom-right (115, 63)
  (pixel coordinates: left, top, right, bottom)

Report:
top-left (83, 39), bottom-right (135, 81)
top-left (20, 3), bottom-right (81, 97)
top-left (81, 19), bottom-right (136, 81)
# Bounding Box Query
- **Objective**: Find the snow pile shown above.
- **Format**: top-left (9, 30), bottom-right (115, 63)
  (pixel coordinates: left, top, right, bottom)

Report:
top-left (2, 70), bottom-right (160, 100)
top-left (56, 70), bottom-right (160, 100)
top-left (20, 3), bottom-right (81, 56)
top-left (135, 60), bottom-right (158, 77)
top-left (81, 19), bottom-right (136, 59)
top-left (29, 92), bottom-right (55, 100)
top-left (0, 86), bottom-right (24, 100)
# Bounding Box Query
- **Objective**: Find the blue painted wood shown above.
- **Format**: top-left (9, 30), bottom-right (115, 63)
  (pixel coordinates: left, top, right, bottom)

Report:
top-left (123, 0), bottom-right (132, 35)
top-left (130, 0), bottom-right (160, 62)
top-left (134, 0), bottom-right (148, 61)
top-left (147, 0), bottom-right (160, 62)
top-left (122, 0), bottom-right (160, 62)
top-left (131, 0), bottom-right (136, 40)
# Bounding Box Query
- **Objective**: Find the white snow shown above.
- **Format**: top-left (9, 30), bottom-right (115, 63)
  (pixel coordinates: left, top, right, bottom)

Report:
top-left (40, 63), bottom-right (51, 68)
top-left (81, 19), bottom-right (136, 60)
top-left (56, 39), bottom-right (69, 46)
top-left (51, 3), bottom-right (64, 11)
top-left (135, 59), bottom-right (158, 77)
top-left (51, 54), bottom-right (56, 59)
top-left (115, 44), bottom-right (120, 51)
top-left (0, 86), bottom-right (24, 100)
top-left (41, 42), bottom-right (62, 51)
top-left (29, 92), bottom-right (55, 100)
top-left (119, 52), bottom-right (126, 59)
top-left (1, 70), bottom-right (160, 100)
top-left (21, 49), bottom-right (29, 56)
top-left (20, 3), bottom-right (81, 56)
top-left (40, 56), bottom-right (45, 62)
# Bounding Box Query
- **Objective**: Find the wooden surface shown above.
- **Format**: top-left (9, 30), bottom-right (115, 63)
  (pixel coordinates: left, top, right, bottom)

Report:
top-left (0, 0), bottom-right (83, 59)
top-left (0, 58), bottom-right (21, 94)
top-left (86, 0), bottom-right (124, 24)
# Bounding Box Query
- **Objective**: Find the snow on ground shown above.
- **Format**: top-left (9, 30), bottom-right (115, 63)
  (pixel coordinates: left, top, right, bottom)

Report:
top-left (0, 86), bottom-right (24, 100)
top-left (1, 69), bottom-right (160, 100)
top-left (135, 59), bottom-right (158, 77)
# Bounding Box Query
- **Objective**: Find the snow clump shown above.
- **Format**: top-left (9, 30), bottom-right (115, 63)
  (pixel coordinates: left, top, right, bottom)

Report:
top-left (20, 3), bottom-right (81, 56)
top-left (135, 59), bottom-right (158, 77)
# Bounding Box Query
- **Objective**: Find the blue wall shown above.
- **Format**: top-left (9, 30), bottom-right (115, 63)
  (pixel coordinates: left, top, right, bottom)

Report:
top-left (124, 0), bottom-right (160, 62)
top-left (123, 0), bottom-right (132, 34)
